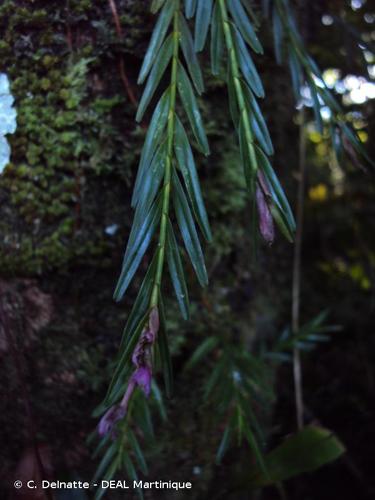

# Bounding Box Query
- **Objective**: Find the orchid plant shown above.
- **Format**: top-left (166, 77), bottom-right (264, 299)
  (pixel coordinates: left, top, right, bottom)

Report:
top-left (91, 1), bottom-right (370, 496)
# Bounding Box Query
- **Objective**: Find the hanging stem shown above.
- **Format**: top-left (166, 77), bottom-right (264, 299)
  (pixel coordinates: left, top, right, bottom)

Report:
top-left (150, 8), bottom-right (180, 308)
top-left (292, 106), bottom-right (306, 430)
top-left (219, 0), bottom-right (258, 188)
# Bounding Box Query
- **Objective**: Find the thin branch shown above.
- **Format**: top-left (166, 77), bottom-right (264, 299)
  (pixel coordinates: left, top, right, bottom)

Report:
top-left (292, 107), bottom-right (306, 430)
top-left (107, 0), bottom-right (138, 107)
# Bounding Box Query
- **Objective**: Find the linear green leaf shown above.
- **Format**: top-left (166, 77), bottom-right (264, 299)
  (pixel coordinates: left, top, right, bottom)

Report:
top-left (242, 82), bottom-right (274, 155)
top-left (185, 336), bottom-right (218, 370)
top-left (174, 116), bottom-right (212, 241)
top-left (114, 195), bottom-right (162, 301)
top-left (177, 62), bottom-right (210, 155)
top-left (239, 115), bottom-right (257, 193)
top-left (127, 430), bottom-right (148, 475)
top-left (272, 6), bottom-right (284, 64)
top-left (166, 219), bottom-right (190, 320)
top-left (185, 0), bottom-right (197, 18)
top-left (172, 171), bottom-right (208, 287)
top-left (151, 0), bottom-right (166, 13)
top-left (179, 14), bottom-right (204, 94)
top-left (194, 0), bottom-right (213, 52)
top-left (138, 0), bottom-right (175, 84)
top-left (233, 27), bottom-right (264, 98)
top-left (211, 1), bottom-right (224, 75)
top-left (132, 90), bottom-right (170, 207)
top-left (136, 34), bottom-right (174, 122)
top-left (228, 0), bottom-right (263, 54)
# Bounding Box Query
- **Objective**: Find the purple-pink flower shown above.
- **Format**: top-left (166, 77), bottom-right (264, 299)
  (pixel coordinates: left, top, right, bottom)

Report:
top-left (97, 307), bottom-right (159, 437)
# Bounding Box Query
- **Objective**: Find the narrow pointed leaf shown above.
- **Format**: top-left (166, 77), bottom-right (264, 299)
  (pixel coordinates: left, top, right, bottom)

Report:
top-left (127, 430), bottom-right (148, 475)
top-left (227, 62), bottom-right (239, 125)
top-left (185, 0), bottom-right (197, 18)
top-left (211, 1), bottom-right (224, 75)
top-left (174, 117), bottom-right (212, 241)
top-left (272, 6), bottom-right (283, 64)
top-left (172, 171), bottom-right (208, 286)
top-left (138, 0), bottom-right (175, 83)
top-left (166, 219), bottom-right (190, 320)
top-left (239, 116), bottom-right (257, 193)
top-left (228, 0), bottom-right (263, 54)
top-left (233, 27), bottom-right (264, 98)
top-left (194, 0), bottom-right (213, 52)
top-left (216, 425), bottom-right (232, 464)
top-left (136, 34), bottom-right (173, 122)
top-left (185, 336), bottom-right (218, 370)
top-left (151, 0), bottom-right (166, 13)
top-left (242, 82), bottom-right (274, 155)
top-left (255, 146), bottom-right (295, 233)
top-left (177, 62), bottom-right (210, 155)
top-left (114, 195), bottom-right (162, 300)
top-left (132, 90), bottom-right (170, 207)
top-left (179, 14), bottom-right (204, 94)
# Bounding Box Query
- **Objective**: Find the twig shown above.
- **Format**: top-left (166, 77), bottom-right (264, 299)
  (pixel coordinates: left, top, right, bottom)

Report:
top-left (291, 107), bottom-right (306, 430)
top-left (107, 0), bottom-right (138, 107)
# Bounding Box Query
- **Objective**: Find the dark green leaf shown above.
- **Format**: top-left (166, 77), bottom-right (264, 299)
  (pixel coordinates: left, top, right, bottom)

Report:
top-left (179, 14), bottom-right (204, 94)
top-left (174, 117), bottom-right (212, 241)
top-left (172, 171), bottom-right (208, 287)
top-left (127, 430), bottom-right (148, 475)
top-left (211, 1), bottom-right (224, 75)
top-left (233, 27), bottom-right (264, 98)
top-left (177, 62), bottom-right (210, 155)
top-left (216, 425), bottom-right (232, 464)
top-left (227, 62), bottom-right (239, 125)
top-left (228, 0), bottom-right (263, 54)
top-left (93, 442), bottom-right (118, 482)
top-left (132, 90), bottom-right (170, 207)
top-left (239, 115), bottom-right (257, 193)
top-left (184, 0), bottom-right (197, 18)
top-left (308, 79), bottom-right (323, 134)
top-left (242, 82), bottom-right (274, 155)
top-left (119, 252), bottom-right (158, 351)
top-left (288, 49), bottom-right (303, 100)
top-left (138, 0), bottom-right (175, 83)
top-left (166, 219), bottom-right (190, 320)
top-left (194, 0), bottom-right (213, 52)
top-left (151, 0), bottom-right (166, 13)
top-left (272, 6), bottom-right (283, 64)
top-left (136, 34), bottom-right (174, 122)
top-left (185, 336), bottom-right (218, 370)
top-left (114, 195), bottom-right (162, 301)
top-left (131, 141), bottom-right (166, 228)
top-left (247, 426), bottom-right (345, 487)
top-left (255, 146), bottom-right (295, 234)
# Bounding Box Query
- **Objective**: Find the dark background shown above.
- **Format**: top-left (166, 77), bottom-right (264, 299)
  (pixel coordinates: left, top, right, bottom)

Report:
top-left (0, 0), bottom-right (374, 499)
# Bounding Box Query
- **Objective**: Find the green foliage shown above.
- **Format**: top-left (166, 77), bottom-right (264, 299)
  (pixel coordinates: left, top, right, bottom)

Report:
top-left (246, 426), bottom-right (345, 487)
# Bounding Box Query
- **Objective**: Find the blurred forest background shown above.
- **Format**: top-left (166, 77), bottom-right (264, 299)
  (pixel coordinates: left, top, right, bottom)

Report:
top-left (0, 0), bottom-right (374, 499)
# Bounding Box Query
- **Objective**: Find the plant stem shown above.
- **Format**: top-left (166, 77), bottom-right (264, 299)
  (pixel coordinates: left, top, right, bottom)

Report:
top-left (219, 0), bottom-right (258, 187)
top-left (150, 7), bottom-right (180, 308)
top-left (292, 107), bottom-right (306, 430)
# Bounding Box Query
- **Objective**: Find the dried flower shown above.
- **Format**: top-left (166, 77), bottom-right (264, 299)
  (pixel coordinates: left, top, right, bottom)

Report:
top-left (97, 307), bottom-right (159, 437)
top-left (256, 178), bottom-right (274, 245)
